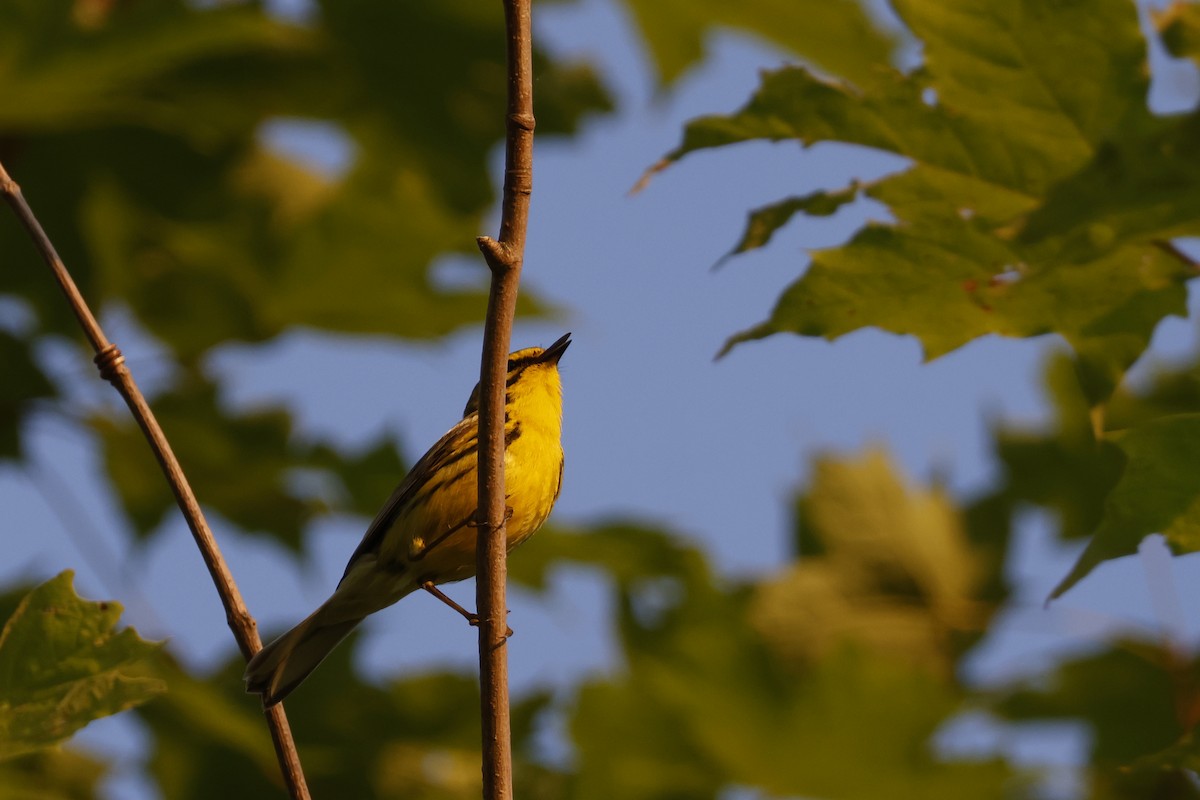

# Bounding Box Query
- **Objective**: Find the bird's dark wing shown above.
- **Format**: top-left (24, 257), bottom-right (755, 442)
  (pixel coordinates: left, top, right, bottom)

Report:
top-left (339, 414), bottom-right (479, 584)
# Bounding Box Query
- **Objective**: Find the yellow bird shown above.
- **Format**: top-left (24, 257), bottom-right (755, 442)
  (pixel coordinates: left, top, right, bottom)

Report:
top-left (245, 333), bottom-right (570, 706)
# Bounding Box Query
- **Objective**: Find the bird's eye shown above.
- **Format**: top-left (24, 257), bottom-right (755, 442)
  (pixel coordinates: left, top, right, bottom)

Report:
top-left (507, 359), bottom-right (516, 371)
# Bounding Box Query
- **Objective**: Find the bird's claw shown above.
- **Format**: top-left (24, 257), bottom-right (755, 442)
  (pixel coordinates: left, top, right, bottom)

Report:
top-left (467, 614), bottom-right (514, 638)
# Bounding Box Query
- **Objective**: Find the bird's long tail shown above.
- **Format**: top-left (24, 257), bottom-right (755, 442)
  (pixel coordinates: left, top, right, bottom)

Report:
top-left (244, 604), bottom-right (364, 707)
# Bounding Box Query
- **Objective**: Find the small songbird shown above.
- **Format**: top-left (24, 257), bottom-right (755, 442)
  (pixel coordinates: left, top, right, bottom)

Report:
top-left (245, 333), bottom-right (570, 706)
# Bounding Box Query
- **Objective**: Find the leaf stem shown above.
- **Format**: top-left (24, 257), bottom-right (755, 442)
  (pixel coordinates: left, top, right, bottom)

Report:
top-left (0, 160), bottom-right (312, 800)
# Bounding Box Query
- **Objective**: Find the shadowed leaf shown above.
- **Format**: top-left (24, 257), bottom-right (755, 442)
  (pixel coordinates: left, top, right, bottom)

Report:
top-left (93, 377), bottom-right (420, 551)
top-left (0, 571), bottom-right (164, 760)
top-left (1052, 413), bottom-right (1200, 598)
top-left (1157, 2), bottom-right (1200, 65)
top-left (93, 378), bottom-right (315, 549)
top-left (309, 438), bottom-right (408, 520)
top-left (138, 640), bottom-right (559, 800)
top-left (0, 0), bottom-right (606, 355)
top-left (509, 522), bottom-right (707, 592)
top-left (992, 639), bottom-right (1195, 799)
top-left (988, 354), bottom-right (1126, 542)
top-left (0, 747), bottom-right (107, 799)
top-left (1019, 113), bottom-right (1200, 263)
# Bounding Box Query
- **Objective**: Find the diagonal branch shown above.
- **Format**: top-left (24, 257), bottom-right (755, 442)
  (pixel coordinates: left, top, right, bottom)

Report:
top-left (474, 0), bottom-right (535, 796)
top-left (0, 160), bottom-right (312, 800)
top-left (1155, 239), bottom-right (1200, 272)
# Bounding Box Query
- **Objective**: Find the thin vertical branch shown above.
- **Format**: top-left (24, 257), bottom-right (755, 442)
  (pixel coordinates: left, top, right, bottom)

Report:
top-left (0, 160), bottom-right (312, 800)
top-left (474, 0), bottom-right (535, 796)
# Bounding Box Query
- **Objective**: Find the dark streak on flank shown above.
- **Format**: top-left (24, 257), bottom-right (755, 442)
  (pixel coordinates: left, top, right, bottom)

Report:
top-left (406, 423), bottom-right (521, 511)
top-left (505, 421), bottom-right (522, 446)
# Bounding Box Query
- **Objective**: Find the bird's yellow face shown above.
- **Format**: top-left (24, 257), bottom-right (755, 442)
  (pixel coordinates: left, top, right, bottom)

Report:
top-left (462, 333), bottom-right (570, 418)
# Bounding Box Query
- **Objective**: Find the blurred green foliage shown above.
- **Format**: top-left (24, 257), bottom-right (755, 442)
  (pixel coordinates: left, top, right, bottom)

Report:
top-left (2, 0), bottom-right (1200, 798)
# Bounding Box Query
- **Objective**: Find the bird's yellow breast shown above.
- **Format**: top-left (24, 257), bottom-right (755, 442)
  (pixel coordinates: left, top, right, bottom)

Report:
top-left (503, 381), bottom-right (564, 546)
top-left (379, 360), bottom-right (564, 587)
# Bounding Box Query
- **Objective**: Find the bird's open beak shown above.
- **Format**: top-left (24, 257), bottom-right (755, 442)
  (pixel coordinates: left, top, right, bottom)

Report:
top-left (539, 332), bottom-right (571, 364)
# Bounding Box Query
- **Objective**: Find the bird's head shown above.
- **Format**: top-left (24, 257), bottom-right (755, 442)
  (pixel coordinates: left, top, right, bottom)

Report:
top-left (462, 332), bottom-right (570, 417)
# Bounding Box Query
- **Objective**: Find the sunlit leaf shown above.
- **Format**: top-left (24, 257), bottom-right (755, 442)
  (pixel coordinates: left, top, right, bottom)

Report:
top-left (539, 502), bottom-right (1019, 798)
top-left (757, 449), bottom-right (990, 669)
top-left (667, 0), bottom-right (1147, 198)
top-left (623, 0), bottom-right (897, 87)
top-left (724, 225), bottom-right (1187, 404)
top-left (600, 551), bottom-right (1014, 799)
top-left (0, 571), bottom-right (164, 760)
top-left (656, 0), bottom-right (1189, 407)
